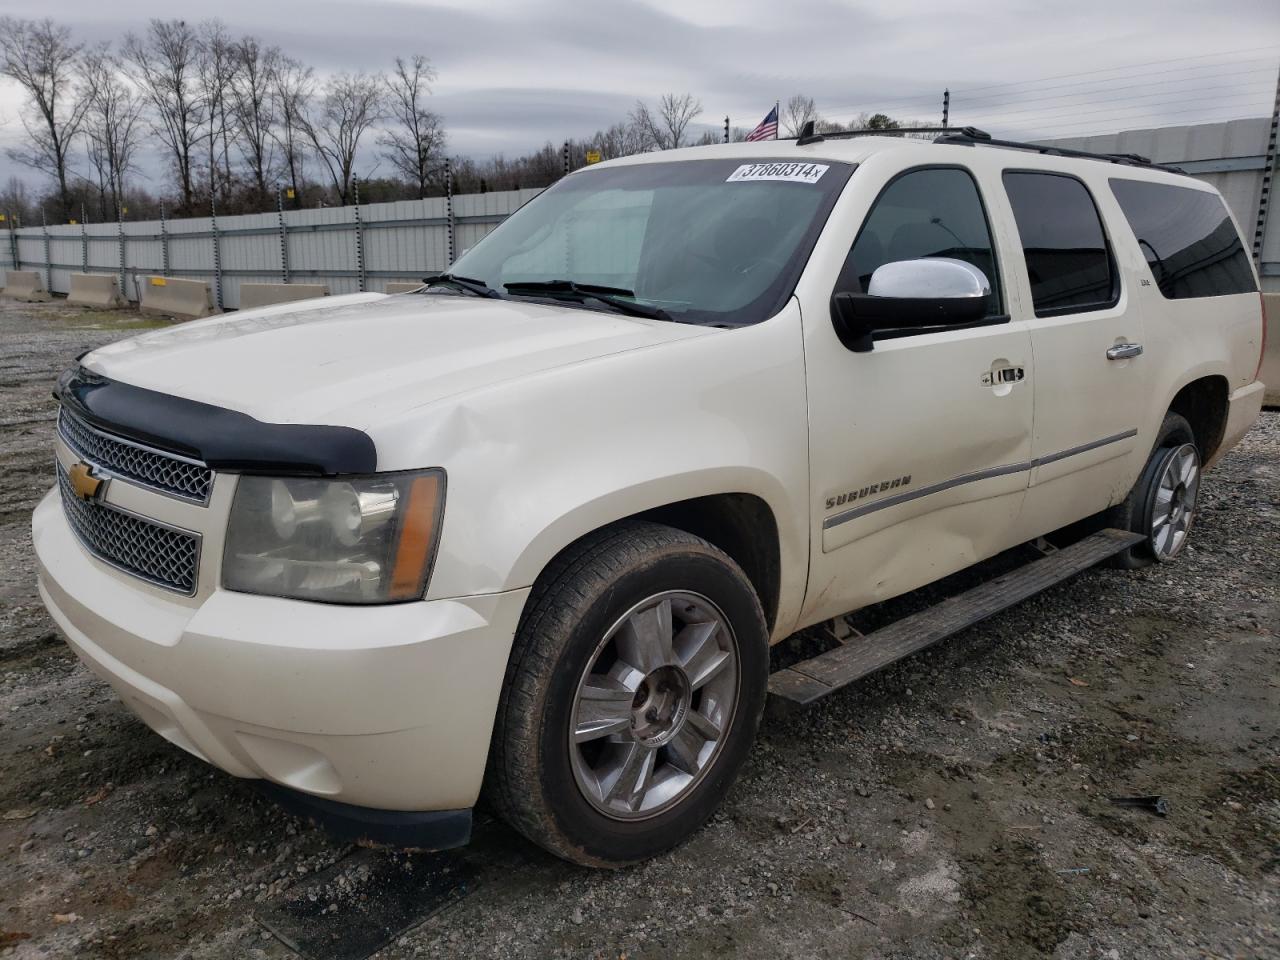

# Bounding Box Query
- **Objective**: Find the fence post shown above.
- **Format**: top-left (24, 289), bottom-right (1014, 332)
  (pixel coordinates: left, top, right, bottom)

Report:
top-left (160, 202), bottom-right (170, 277)
top-left (6, 214), bottom-right (17, 273)
top-left (210, 194), bottom-right (224, 310)
top-left (116, 201), bottom-right (126, 300)
top-left (445, 158), bottom-right (455, 266)
top-left (80, 205), bottom-right (88, 273)
top-left (1252, 64), bottom-right (1279, 265)
top-left (276, 186), bottom-right (291, 283)
top-left (352, 177), bottom-right (366, 293)
top-left (41, 208), bottom-right (51, 293)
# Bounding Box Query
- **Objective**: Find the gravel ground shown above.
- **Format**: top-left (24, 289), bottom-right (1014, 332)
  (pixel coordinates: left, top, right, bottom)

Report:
top-left (1, 297), bottom-right (1277, 960)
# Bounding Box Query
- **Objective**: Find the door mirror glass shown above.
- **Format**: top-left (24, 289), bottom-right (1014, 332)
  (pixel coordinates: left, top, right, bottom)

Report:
top-left (831, 258), bottom-right (992, 352)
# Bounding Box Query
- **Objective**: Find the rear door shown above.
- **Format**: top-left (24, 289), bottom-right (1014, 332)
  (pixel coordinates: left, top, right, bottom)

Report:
top-left (998, 170), bottom-right (1150, 539)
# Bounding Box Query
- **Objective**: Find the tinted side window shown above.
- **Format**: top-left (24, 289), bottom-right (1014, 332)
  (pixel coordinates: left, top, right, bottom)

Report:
top-left (1003, 172), bottom-right (1116, 316)
top-left (839, 167), bottom-right (1003, 317)
top-left (1109, 178), bottom-right (1256, 299)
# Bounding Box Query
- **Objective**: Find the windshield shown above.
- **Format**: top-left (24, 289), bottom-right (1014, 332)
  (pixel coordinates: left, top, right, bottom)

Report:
top-left (448, 158), bottom-right (854, 326)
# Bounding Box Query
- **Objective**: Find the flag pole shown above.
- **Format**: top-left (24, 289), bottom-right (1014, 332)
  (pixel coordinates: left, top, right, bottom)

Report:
top-left (775, 100), bottom-right (780, 139)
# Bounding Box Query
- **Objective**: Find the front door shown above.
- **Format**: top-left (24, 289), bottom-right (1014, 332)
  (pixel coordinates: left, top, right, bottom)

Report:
top-left (801, 164), bottom-right (1035, 627)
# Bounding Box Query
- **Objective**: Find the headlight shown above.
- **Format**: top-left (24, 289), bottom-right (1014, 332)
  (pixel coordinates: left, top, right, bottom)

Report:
top-left (222, 470), bottom-right (445, 603)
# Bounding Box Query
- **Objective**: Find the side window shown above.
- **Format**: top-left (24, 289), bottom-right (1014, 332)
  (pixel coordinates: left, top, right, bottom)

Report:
top-left (1108, 178), bottom-right (1256, 299)
top-left (837, 167), bottom-right (1003, 317)
top-left (1002, 172), bottom-right (1117, 317)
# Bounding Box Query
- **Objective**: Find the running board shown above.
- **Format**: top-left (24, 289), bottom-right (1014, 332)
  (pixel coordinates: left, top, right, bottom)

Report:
top-left (768, 528), bottom-right (1145, 707)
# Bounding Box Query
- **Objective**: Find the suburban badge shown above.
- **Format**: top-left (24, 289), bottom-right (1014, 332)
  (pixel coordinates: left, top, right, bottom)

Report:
top-left (826, 475), bottom-right (912, 511)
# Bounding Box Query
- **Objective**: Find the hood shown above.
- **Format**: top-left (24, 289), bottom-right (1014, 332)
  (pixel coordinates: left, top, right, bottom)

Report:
top-left (83, 292), bottom-right (716, 428)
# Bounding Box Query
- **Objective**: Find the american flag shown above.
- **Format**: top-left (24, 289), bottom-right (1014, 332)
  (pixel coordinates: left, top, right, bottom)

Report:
top-left (745, 105), bottom-right (778, 142)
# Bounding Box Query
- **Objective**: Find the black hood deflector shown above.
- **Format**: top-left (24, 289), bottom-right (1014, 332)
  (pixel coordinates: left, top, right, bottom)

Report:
top-left (56, 366), bottom-right (377, 476)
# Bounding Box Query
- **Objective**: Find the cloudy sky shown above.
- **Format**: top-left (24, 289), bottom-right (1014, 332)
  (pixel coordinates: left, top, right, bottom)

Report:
top-left (1, 0), bottom-right (1277, 195)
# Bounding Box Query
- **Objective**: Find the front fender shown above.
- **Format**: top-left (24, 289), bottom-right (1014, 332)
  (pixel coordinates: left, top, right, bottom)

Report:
top-left (376, 301), bottom-right (813, 638)
top-left (504, 464), bottom-right (794, 617)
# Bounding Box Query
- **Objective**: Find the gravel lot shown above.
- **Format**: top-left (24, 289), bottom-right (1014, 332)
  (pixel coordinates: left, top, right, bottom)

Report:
top-left (1, 297), bottom-right (1277, 960)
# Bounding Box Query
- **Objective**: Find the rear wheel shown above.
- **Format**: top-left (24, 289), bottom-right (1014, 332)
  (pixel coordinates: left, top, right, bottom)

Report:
top-left (487, 522), bottom-right (768, 867)
top-left (1107, 412), bottom-right (1201, 568)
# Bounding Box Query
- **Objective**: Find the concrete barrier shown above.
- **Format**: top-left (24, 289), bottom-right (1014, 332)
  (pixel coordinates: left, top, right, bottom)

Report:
top-left (1, 270), bottom-right (52, 302)
top-left (139, 276), bottom-right (219, 320)
top-left (67, 273), bottom-right (125, 309)
top-left (385, 281), bottom-right (424, 294)
top-left (1263, 293), bottom-right (1280, 408)
top-left (238, 282), bottom-right (329, 310)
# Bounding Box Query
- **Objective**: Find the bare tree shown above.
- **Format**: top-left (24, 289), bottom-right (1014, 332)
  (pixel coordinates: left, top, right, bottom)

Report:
top-left (269, 55), bottom-right (313, 207)
top-left (587, 121), bottom-right (649, 161)
top-left (0, 175), bottom-right (34, 224)
top-left (229, 37), bottom-right (280, 205)
top-left (197, 20), bottom-right (237, 204)
top-left (0, 17), bottom-right (92, 221)
top-left (659, 93), bottom-right (703, 148)
top-left (629, 92), bottom-right (703, 150)
top-left (378, 55), bottom-right (445, 198)
top-left (781, 95), bottom-right (819, 138)
top-left (123, 19), bottom-right (206, 214)
top-left (81, 47), bottom-right (145, 220)
top-left (302, 71), bottom-right (384, 204)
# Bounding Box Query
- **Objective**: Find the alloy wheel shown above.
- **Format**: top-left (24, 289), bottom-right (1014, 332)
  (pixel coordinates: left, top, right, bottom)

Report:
top-left (1151, 442), bottom-right (1199, 561)
top-left (568, 591), bottom-right (739, 820)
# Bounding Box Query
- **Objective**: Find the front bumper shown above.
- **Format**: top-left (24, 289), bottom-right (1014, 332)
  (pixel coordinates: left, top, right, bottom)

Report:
top-left (33, 487), bottom-right (530, 817)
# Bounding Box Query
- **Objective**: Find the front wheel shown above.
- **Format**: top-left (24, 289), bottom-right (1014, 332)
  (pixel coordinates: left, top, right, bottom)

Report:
top-left (486, 522), bottom-right (768, 867)
top-left (1107, 412), bottom-right (1201, 568)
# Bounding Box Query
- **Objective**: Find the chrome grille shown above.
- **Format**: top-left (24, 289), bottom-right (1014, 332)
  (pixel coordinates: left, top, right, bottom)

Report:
top-left (57, 464), bottom-right (200, 595)
top-left (58, 408), bottom-right (213, 504)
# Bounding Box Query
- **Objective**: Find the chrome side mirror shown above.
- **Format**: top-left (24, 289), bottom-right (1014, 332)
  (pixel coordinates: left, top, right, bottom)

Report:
top-left (868, 257), bottom-right (991, 300)
top-left (831, 258), bottom-right (993, 352)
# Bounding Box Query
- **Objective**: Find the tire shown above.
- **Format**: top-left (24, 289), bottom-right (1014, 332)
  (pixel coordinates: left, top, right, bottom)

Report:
top-left (486, 521), bottom-right (768, 867)
top-left (1106, 412), bottom-right (1201, 569)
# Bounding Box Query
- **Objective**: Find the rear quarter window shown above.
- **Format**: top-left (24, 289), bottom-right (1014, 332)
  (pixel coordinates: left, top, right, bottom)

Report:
top-left (1108, 178), bottom-right (1257, 299)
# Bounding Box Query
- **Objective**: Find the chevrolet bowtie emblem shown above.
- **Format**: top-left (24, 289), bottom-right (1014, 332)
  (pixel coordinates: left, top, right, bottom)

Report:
top-left (68, 461), bottom-right (106, 501)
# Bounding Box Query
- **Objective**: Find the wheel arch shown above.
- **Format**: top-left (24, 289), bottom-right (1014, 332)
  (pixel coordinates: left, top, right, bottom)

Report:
top-left (634, 493), bottom-right (782, 635)
top-left (510, 479), bottom-right (792, 640)
top-left (1165, 374), bottom-right (1229, 465)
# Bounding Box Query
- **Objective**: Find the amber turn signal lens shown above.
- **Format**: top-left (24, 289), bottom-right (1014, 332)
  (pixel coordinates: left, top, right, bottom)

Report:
top-left (388, 473), bottom-right (444, 600)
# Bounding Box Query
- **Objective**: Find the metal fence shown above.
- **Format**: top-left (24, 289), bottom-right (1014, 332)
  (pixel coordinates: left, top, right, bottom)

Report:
top-left (0, 186), bottom-right (545, 310)
top-left (5, 117), bottom-right (1278, 305)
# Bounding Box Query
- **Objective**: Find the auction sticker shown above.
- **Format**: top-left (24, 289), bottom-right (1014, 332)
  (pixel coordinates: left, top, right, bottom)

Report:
top-left (726, 162), bottom-right (829, 184)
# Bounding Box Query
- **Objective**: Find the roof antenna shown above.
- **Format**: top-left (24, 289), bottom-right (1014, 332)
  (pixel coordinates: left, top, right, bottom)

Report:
top-left (796, 119), bottom-right (824, 146)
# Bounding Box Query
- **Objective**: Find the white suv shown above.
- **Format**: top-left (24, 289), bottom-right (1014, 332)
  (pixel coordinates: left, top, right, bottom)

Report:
top-left (34, 127), bottom-right (1266, 866)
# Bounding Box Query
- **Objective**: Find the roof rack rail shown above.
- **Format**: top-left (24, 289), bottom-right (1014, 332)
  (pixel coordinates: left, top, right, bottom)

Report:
top-left (794, 121), bottom-right (989, 146)
top-left (932, 129), bottom-right (1165, 169)
top-left (792, 120), bottom-right (1182, 173)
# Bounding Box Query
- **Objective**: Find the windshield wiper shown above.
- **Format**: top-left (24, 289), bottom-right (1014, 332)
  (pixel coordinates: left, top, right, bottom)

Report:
top-left (504, 280), bottom-right (672, 322)
top-left (419, 273), bottom-right (505, 299)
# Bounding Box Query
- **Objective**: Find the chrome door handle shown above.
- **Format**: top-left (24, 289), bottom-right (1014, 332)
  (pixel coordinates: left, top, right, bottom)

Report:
top-left (1106, 343), bottom-right (1143, 360)
top-left (981, 366), bottom-right (1025, 385)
